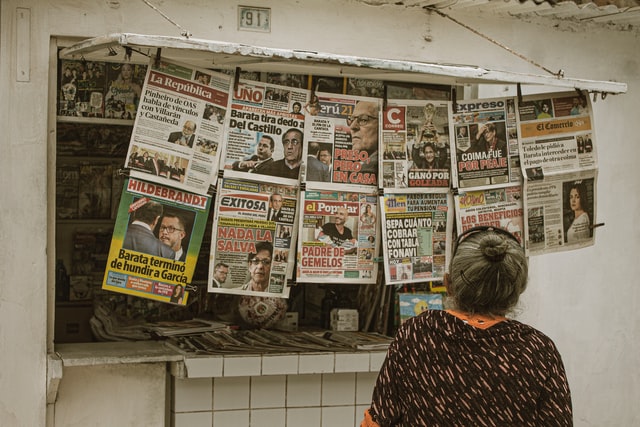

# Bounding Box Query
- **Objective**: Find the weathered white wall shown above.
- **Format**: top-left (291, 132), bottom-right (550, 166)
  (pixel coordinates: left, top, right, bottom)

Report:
top-left (0, 0), bottom-right (637, 426)
top-left (53, 363), bottom-right (167, 426)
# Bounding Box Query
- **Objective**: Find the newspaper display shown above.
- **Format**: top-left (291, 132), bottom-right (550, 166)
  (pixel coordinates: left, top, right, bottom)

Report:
top-left (301, 92), bottom-right (383, 191)
top-left (380, 192), bottom-right (452, 285)
top-left (454, 185), bottom-right (525, 242)
top-left (451, 97), bottom-right (521, 190)
top-left (208, 177), bottom-right (299, 298)
top-left (102, 177), bottom-right (212, 305)
top-left (125, 58), bottom-right (231, 195)
top-left (220, 79), bottom-right (310, 184)
top-left (297, 190), bottom-right (379, 283)
top-left (517, 91), bottom-right (597, 255)
top-left (381, 99), bottom-right (453, 192)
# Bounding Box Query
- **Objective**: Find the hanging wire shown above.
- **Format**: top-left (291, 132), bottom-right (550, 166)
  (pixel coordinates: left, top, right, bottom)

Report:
top-left (424, 6), bottom-right (563, 78)
top-left (141, 0), bottom-right (193, 38)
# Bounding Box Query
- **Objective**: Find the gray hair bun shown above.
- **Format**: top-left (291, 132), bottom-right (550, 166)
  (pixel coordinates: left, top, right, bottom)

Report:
top-left (478, 234), bottom-right (509, 262)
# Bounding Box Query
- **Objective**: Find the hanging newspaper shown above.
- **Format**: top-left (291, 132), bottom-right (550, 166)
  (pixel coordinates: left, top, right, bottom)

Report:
top-left (517, 91), bottom-right (596, 180)
top-left (380, 192), bottom-right (452, 285)
top-left (208, 177), bottom-right (299, 298)
top-left (102, 177), bottom-right (211, 305)
top-left (125, 58), bottom-right (231, 195)
top-left (220, 79), bottom-right (310, 184)
top-left (297, 190), bottom-right (379, 283)
top-left (517, 91), bottom-right (597, 255)
top-left (301, 92), bottom-right (383, 191)
top-left (381, 99), bottom-right (453, 192)
top-left (523, 172), bottom-right (596, 255)
top-left (451, 97), bottom-right (521, 190)
top-left (454, 185), bottom-right (524, 243)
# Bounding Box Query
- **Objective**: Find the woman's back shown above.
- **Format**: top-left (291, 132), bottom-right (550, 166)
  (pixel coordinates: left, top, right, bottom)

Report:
top-left (369, 310), bottom-right (572, 426)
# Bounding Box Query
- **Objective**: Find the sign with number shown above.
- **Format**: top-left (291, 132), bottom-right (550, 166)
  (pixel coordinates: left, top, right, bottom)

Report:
top-left (238, 6), bottom-right (271, 33)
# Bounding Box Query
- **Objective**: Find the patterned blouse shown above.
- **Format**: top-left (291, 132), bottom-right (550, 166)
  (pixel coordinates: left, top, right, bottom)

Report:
top-left (366, 310), bottom-right (572, 426)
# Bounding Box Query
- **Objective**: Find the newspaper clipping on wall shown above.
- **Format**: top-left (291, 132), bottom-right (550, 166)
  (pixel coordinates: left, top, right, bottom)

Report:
top-left (451, 96), bottom-right (521, 190)
top-left (124, 58), bottom-right (231, 195)
top-left (517, 91), bottom-right (597, 255)
top-left (102, 177), bottom-right (212, 305)
top-left (454, 185), bottom-right (524, 243)
top-left (301, 92), bottom-right (383, 191)
top-left (381, 99), bottom-right (452, 192)
top-left (380, 192), bottom-right (451, 285)
top-left (220, 79), bottom-right (310, 184)
top-left (297, 190), bottom-right (379, 283)
top-left (208, 177), bottom-right (299, 298)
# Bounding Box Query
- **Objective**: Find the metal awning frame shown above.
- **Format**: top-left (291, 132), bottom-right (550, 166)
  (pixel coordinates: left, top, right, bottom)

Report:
top-left (58, 32), bottom-right (627, 95)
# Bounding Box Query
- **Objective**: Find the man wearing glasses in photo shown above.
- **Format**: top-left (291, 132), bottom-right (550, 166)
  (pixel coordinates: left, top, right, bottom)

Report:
top-left (158, 213), bottom-right (188, 262)
top-left (262, 128), bottom-right (304, 180)
top-left (240, 241), bottom-right (273, 292)
top-left (347, 100), bottom-right (379, 177)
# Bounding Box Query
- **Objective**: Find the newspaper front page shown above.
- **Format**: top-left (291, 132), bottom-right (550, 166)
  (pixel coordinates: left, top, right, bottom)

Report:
top-left (518, 91), bottom-right (597, 255)
top-left (125, 58), bottom-right (231, 195)
top-left (207, 177), bottom-right (299, 298)
top-left (220, 79), bottom-right (310, 184)
top-left (381, 99), bottom-right (453, 192)
top-left (518, 92), bottom-right (596, 179)
top-left (102, 177), bottom-right (211, 305)
top-left (380, 192), bottom-right (452, 285)
top-left (451, 96), bottom-right (521, 190)
top-left (454, 185), bottom-right (524, 242)
top-left (296, 190), bottom-right (379, 283)
top-left (301, 92), bottom-right (383, 192)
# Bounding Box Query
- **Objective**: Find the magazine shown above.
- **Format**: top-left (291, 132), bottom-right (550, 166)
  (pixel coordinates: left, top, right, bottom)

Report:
top-left (102, 177), bottom-right (211, 305)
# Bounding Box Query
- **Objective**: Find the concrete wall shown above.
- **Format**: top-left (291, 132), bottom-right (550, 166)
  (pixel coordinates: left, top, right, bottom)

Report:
top-left (0, 0), bottom-right (638, 425)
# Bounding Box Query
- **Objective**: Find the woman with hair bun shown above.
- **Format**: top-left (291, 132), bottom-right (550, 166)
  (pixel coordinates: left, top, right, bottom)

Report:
top-left (362, 226), bottom-right (573, 427)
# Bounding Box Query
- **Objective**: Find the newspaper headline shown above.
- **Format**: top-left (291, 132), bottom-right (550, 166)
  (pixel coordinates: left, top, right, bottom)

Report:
top-left (451, 97), bottom-right (521, 190)
top-left (125, 58), bottom-right (231, 195)
top-left (208, 177), bottom-right (298, 298)
top-left (381, 99), bottom-right (453, 191)
top-left (454, 186), bottom-right (524, 242)
top-left (380, 192), bottom-right (451, 284)
top-left (102, 177), bottom-right (212, 305)
top-left (297, 190), bottom-right (379, 283)
top-left (302, 93), bottom-right (383, 190)
top-left (221, 79), bottom-right (310, 184)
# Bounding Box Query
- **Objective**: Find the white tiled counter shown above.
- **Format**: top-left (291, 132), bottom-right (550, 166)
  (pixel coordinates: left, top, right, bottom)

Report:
top-left (169, 350), bottom-right (387, 427)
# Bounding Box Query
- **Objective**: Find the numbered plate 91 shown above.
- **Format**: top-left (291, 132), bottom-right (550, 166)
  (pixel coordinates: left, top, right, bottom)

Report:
top-left (238, 6), bottom-right (271, 33)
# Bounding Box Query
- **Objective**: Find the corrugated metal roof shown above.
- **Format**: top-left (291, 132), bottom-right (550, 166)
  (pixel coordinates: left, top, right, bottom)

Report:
top-left (357, 0), bottom-right (640, 29)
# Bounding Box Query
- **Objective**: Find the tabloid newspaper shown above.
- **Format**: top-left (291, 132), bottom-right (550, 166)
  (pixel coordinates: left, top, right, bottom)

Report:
top-left (220, 79), bottom-right (310, 184)
top-left (301, 92), bottom-right (383, 192)
top-left (124, 58), bottom-right (231, 195)
top-left (517, 91), bottom-right (598, 255)
top-left (379, 192), bottom-right (452, 285)
top-left (296, 190), bottom-right (379, 283)
top-left (207, 177), bottom-right (299, 298)
top-left (451, 96), bottom-right (522, 190)
top-left (102, 177), bottom-right (212, 305)
top-left (381, 99), bottom-right (453, 192)
top-left (454, 185), bottom-right (524, 243)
